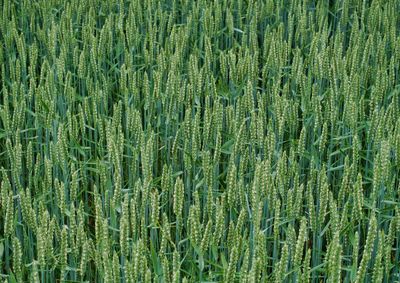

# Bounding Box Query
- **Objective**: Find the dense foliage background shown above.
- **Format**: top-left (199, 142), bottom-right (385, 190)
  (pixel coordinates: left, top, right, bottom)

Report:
top-left (0, 0), bottom-right (399, 282)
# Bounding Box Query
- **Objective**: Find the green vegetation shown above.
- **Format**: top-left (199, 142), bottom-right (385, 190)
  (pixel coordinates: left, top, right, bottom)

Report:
top-left (0, 0), bottom-right (399, 282)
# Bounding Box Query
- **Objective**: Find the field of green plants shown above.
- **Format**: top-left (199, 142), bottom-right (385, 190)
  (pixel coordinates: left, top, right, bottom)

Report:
top-left (0, 0), bottom-right (399, 282)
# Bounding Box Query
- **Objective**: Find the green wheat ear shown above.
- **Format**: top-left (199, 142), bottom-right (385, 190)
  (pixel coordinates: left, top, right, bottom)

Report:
top-left (1, 0), bottom-right (399, 281)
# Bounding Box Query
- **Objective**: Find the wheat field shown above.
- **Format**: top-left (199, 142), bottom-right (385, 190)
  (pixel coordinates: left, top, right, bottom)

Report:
top-left (0, 0), bottom-right (399, 282)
